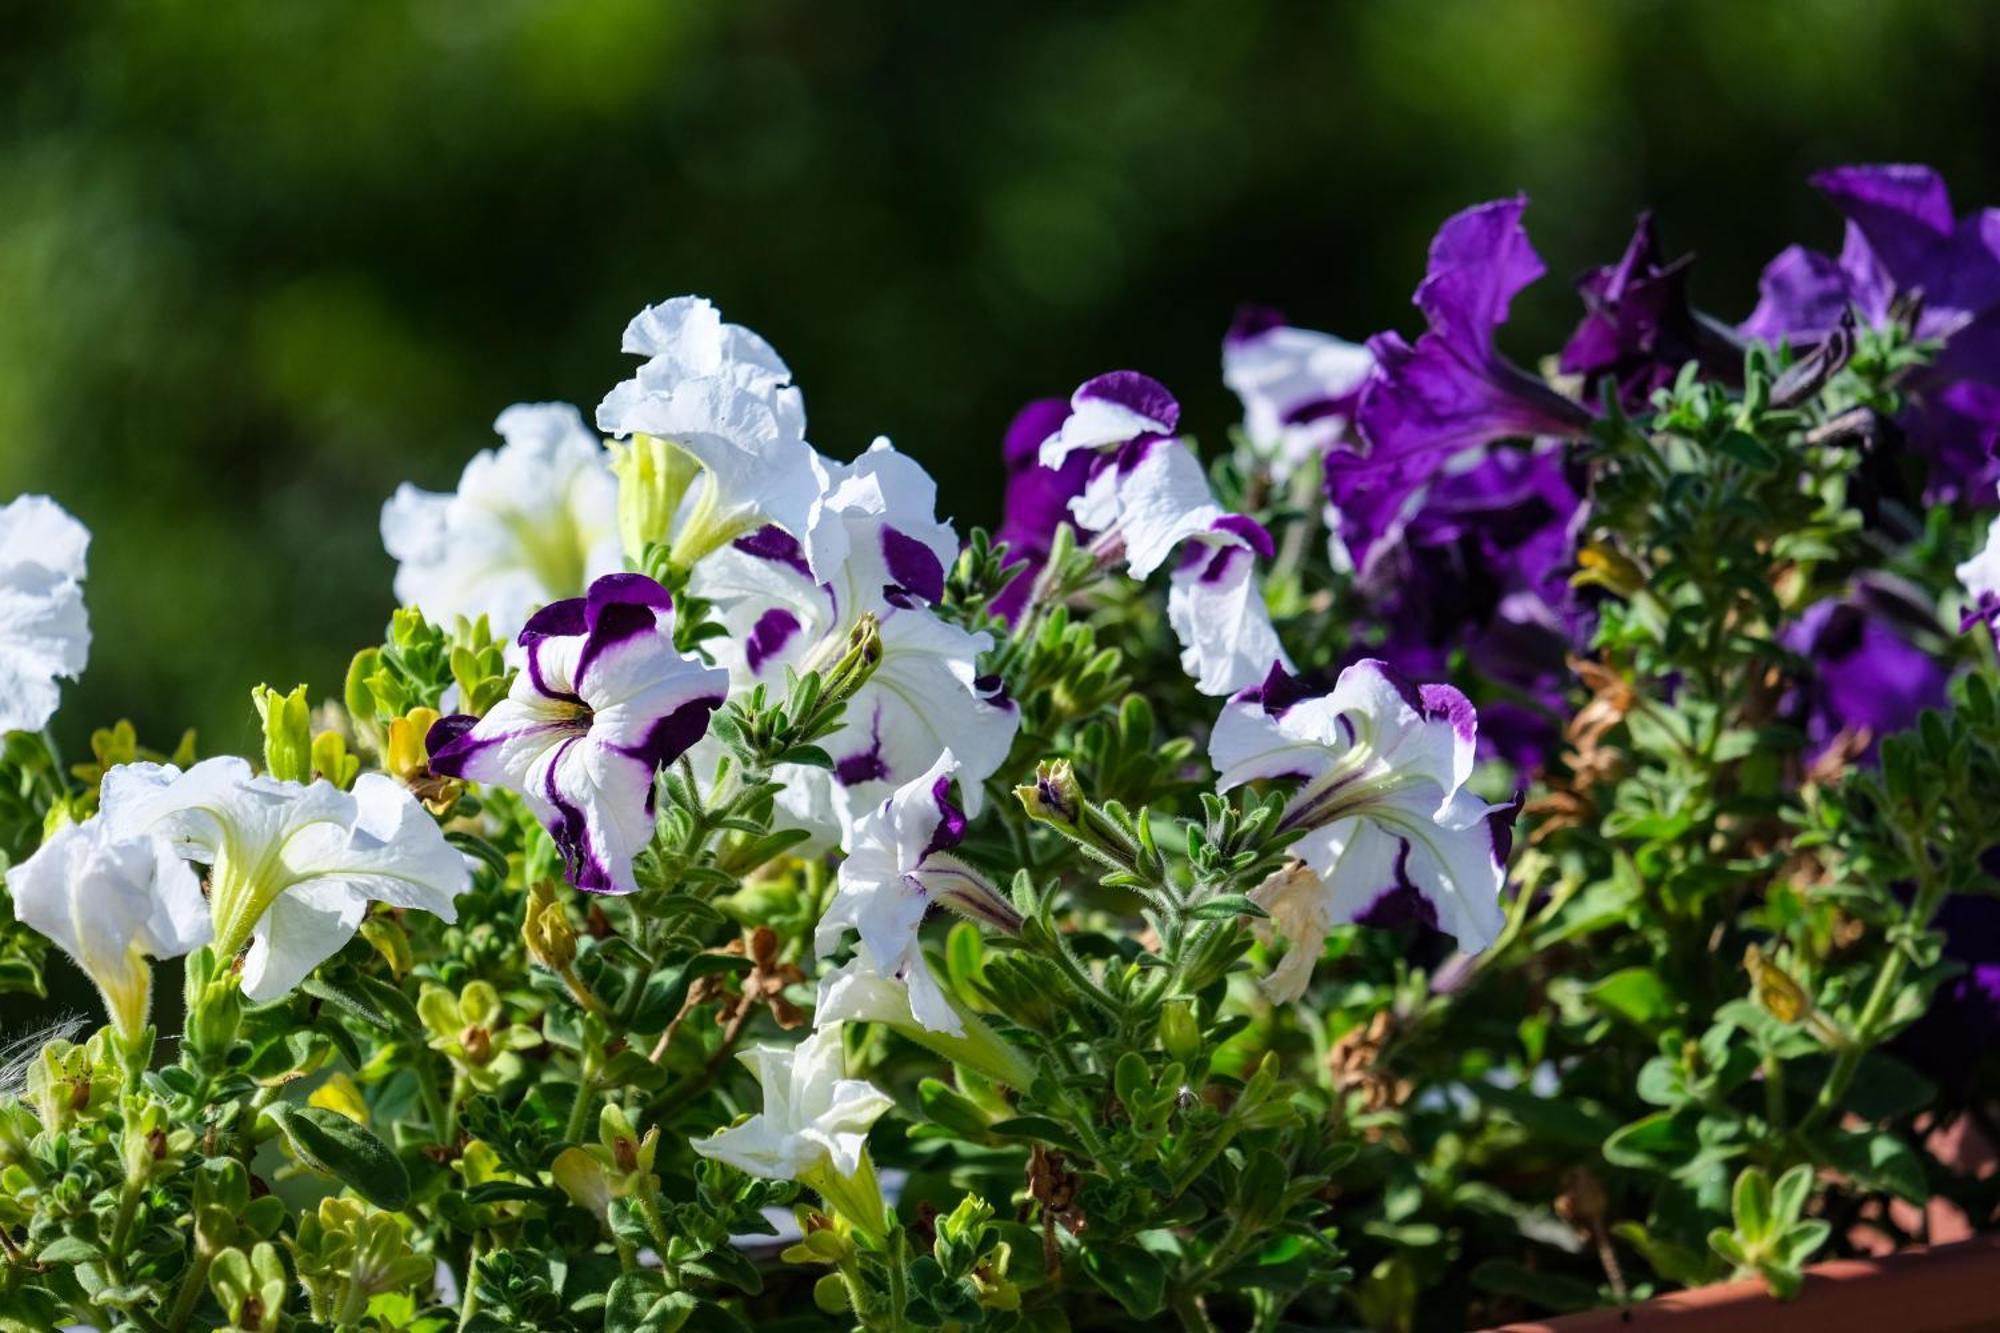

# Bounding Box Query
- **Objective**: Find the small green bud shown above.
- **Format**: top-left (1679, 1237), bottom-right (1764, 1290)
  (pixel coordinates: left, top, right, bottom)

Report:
top-left (1014, 759), bottom-right (1082, 831)
top-left (814, 612), bottom-right (884, 706)
top-left (252, 683), bottom-right (313, 783)
top-left (1158, 999), bottom-right (1201, 1065)
top-left (522, 879), bottom-right (579, 972)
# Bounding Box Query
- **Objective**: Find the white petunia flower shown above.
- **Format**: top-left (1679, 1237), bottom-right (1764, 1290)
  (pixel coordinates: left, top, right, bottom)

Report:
top-left (596, 296), bottom-right (820, 565)
top-left (1222, 308), bottom-right (1374, 482)
top-left (1045, 374), bottom-right (1290, 696)
top-left (1211, 660), bottom-right (1513, 1002)
top-left (429, 573), bottom-right (728, 896)
top-left (111, 757), bottom-right (471, 1002)
top-left (381, 403), bottom-right (622, 642)
top-left (693, 440), bottom-right (1017, 845)
top-left (5, 785), bottom-right (210, 1040)
top-left (814, 751), bottom-right (1019, 1035)
top-left (689, 1025), bottom-right (892, 1184)
top-left (0, 495), bottom-right (92, 734)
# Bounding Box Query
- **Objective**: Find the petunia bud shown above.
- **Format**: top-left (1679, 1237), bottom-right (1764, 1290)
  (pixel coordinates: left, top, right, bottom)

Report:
top-left (1158, 999), bottom-right (1202, 1065)
top-left (522, 878), bottom-right (579, 972)
top-left (1014, 759), bottom-right (1082, 831)
top-left (251, 684), bottom-right (313, 784)
top-left (815, 612), bottom-right (884, 707)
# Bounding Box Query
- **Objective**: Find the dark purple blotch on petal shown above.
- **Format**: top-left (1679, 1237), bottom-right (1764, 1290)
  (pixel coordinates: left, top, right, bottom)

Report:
top-left (574, 574), bottom-right (676, 689)
top-left (881, 526), bottom-right (946, 605)
top-left (733, 525), bottom-right (814, 580)
top-left (1210, 513), bottom-right (1276, 560)
top-left (833, 707), bottom-right (890, 787)
top-left (1353, 839), bottom-right (1442, 932)
top-left (1075, 370), bottom-right (1181, 436)
top-left (921, 774), bottom-right (968, 860)
top-left (1417, 682), bottom-right (1479, 747)
top-left (424, 713), bottom-right (484, 776)
top-left (745, 607), bottom-right (801, 676)
top-left (616, 694), bottom-right (725, 774)
top-left (1245, 661), bottom-right (1323, 719)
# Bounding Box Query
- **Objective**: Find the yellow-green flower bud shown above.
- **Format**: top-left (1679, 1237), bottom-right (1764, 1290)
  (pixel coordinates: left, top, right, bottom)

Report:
top-left (252, 684), bottom-right (313, 784)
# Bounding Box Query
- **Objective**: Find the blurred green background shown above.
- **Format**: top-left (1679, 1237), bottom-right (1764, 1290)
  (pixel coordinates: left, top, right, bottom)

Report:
top-left (3, 0), bottom-right (1996, 757)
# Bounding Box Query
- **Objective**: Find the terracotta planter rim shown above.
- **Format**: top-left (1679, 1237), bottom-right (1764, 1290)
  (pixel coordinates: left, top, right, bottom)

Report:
top-left (1480, 1235), bottom-right (2000, 1333)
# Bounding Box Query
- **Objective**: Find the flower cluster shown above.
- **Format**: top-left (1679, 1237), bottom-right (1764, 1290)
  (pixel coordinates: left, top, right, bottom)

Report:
top-left (4, 162), bottom-right (2000, 1332)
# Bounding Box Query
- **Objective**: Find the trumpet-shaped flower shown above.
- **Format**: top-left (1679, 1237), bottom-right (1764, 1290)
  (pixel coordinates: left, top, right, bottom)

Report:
top-left (1743, 165), bottom-right (2000, 498)
top-left (689, 1025), bottom-right (892, 1184)
top-left (1042, 376), bottom-right (1289, 695)
top-left (0, 494), bottom-right (91, 734)
top-left (596, 296), bottom-right (819, 564)
top-left (429, 573), bottom-right (728, 895)
top-left (108, 758), bottom-right (469, 1002)
top-left (815, 751), bottom-right (1019, 1035)
top-left (694, 441), bottom-right (1016, 843)
top-left (381, 403), bottom-right (622, 641)
top-left (1560, 213), bottom-right (1743, 412)
top-left (5, 795), bottom-right (210, 1040)
top-left (1353, 196), bottom-right (1594, 469)
top-left (1212, 661), bottom-right (1513, 1000)
top-left (1223, 306), bottom-right (1374, 481)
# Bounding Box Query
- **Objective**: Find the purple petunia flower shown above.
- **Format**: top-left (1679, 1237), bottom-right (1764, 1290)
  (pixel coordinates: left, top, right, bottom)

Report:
top-left (1560, 213), bottom-right (1744, 412)
top-left (1353, 196), bottom-right (1595, 469)
top-left (1743, 165), bottom-right (2000, 498)
top-left (429, 572), bottom-right (729, 895)
top-left (1780, 579), bottom-right (1951, 761)
top-left (990, 399), bottom-right (1090, 623)
top-left (1364, 446), bottom-right (1588, 770)
top-left (1329, 196), bottom-right (1593, 573)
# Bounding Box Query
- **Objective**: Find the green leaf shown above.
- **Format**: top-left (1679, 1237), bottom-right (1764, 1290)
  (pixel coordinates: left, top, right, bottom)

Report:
top-left (1602, 1111), bottom-right (1697, 1170)
top-left (265, 1103), bottom-right (410, 1210)
top-left (1586, 967), bottom-right (1675, 1028)
top-left (1731, 1167), bottom-right (1772, 1242)
top-left (606, 1273), bottom-right (697, 1333)
top-left (1186, 894), bottom-right (1267, 921)
top-left (988, 1116), bottom-right (1086, 1155)
top-left (1081, 1242), bottom-right (1166, 1318)
top-left (301, 975), bottom-right (394, 1029)
top-left (33, 1236), bottom-right (104, 1265)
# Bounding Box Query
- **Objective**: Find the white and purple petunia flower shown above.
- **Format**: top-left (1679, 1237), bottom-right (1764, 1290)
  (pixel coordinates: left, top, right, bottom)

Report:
top-left (0, 494), bottom-right (92, 735)
top-left (814, 750), bottom-right (1018, 1036)
top-left (381, 403), bottom-right (623, 643)
top-left (1041, 372), bottom-right (1291, 695)
top-left (693, 440), bottom-right (1018, 846)
top-left (595, 295), bottom-right (820, 563)
top-left (429, 573), bottom-right (728, 895)
top-left (1222, 306), bottom-right (1375, 482)
top-left (1211, 660), bottom-right (1514, 1002)
top-left (1958, 505), bottom-right (2000, 632)
top-left (1743, 165), bottom-right (2000, 499)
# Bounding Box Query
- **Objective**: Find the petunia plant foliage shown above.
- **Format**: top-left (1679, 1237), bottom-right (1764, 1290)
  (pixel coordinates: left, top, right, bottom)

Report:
top-left (4, 164), bottom-right (2000, 1331)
